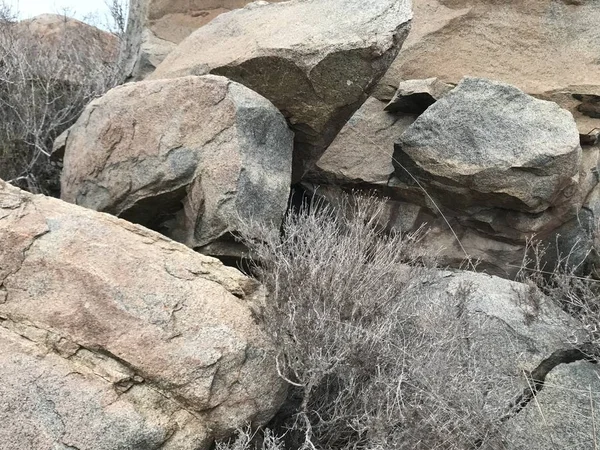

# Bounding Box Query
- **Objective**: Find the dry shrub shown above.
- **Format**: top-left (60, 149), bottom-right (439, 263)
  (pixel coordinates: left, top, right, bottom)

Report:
top-left (230, 193), bottom-right (506, 450)
top-left (0, 3), bottom-right (125, 195)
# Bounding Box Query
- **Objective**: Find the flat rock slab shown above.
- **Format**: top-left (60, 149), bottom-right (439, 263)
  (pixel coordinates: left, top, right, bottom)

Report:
top-left (60, 75), bottom-right (293, 255)
top-left (0, 181), bottom-right (286, 449)
top-left (149, 0), bottom-right (412, 178)
top-left (375, 0), bottom-right (600, 135)
top-left (313, 97), bottom-right (417, 185)
top-left (395, 77), bottom-right (581, 215)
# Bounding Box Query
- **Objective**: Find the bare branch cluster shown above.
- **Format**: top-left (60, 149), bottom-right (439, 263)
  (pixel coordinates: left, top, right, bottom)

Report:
top-left (0, 2), bottom-right (126, 195)
top-left (231, 193), bottom-right (506, 450)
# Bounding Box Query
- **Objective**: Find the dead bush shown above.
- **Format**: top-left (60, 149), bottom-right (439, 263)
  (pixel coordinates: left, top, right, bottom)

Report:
top-left (0, 2), bottom-right (125, 195)
top-left (232, 193), bottom-right (507, 450)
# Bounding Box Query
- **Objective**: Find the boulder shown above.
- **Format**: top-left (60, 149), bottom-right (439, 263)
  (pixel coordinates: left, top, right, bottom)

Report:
top-left (307, 78), bottom-right (598, 277)
top-left (0, 180), bottom-right (286, 449)
top-left (121, 0), bottom-right (286, 80)
top-left (421, 270), bottom-right (599, 448)
top-left (312, 97), bottom-right (417, 185)
top-left (395, 77), bottom-right (582, 239)
top-left (384, 77), bottom-right (453, 114)
top-left (149, 0), bottom-right (412, 178)
top-left (60, 75), bottom-right (293, 256)
top-left (375, 0), bottom-right (600, 136)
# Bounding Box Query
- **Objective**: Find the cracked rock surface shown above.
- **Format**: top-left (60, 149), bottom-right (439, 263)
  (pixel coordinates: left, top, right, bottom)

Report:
top-left (0, 180), bottom-right (286, 449)
top-left (149, 0), bottom-right (412, 178)
top-left (426, 270), bottom-right (600, 447)
top-left (60, 75), bottom-right (293, 257)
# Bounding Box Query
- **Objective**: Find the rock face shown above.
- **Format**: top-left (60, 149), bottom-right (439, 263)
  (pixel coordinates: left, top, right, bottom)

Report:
top-left (60, 75), bottom-right (293, 256)
top-left (121, 0), bottom-right (286, 80)
top-left (0, 180), bottom-right (286, 449)
top-left (423, 270), bottom-right (599, 448)
top-left (312, 97), bottom-right (417, 185)
top-left (384, 77), bottom-right (453, 114)
top-left (149, 0), bottom-right (412, 178)
top-left (396, 77), bottom-right (581, 228)
top-left (375, 0), bottom-right (600, 136)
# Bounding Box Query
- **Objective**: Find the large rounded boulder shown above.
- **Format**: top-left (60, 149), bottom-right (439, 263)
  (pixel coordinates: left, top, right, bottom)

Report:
top-left (60, 75), bottom-right (293, 256)
top-left (395, 77), bottom-right (582, 239)
top-left (0, 180), bottom-right (286, 449)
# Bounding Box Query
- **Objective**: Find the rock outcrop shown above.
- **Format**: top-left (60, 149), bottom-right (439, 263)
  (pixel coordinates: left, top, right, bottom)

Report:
top-left (60, 75), bottom-right (293, 257)
top-left (375, 0), bottom-right (600, 137)
top-left (121, 0), bottom-right (286, 80)
top-left (149, 0), bottom-right (412, 178)
top-left (0, 180), bottom-right (286, 449)
top-left (308, 77), bottom-right (595, 277)
top-left (422, 270), bottom-right (599, 448)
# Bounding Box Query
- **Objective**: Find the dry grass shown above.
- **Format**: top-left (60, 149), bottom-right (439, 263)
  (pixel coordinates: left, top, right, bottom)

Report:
top-left (227, 193), bottom-right (507, 450)
top-left (0, 2), bottom-right (125, 195)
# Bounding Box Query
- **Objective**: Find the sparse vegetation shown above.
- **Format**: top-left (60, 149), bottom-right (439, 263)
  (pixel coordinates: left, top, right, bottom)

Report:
top-left (0, 1), bottom-right (126, 195)
top-left (228, 193), bottom-right (512, 450)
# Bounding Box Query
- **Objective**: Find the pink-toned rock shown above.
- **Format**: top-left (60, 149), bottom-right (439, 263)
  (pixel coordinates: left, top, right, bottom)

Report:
top-left (375, 0), bottom-right (600, 135)
top-left (149, 0), bottom-right (412, 178)
top-left (122, 0), bottom-right (287, 80)
top-left (60, 75), bottom-right (293, 257)
top-left (0, 180), bottom-right (286, 449)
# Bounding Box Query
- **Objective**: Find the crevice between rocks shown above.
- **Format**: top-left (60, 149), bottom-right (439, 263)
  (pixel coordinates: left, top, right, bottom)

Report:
top-left (500, 342), bottom-right (600, 423)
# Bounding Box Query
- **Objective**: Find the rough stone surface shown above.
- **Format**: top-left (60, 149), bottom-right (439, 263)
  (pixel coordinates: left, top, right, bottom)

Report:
top-left (375, 0), bottom-right (600, 135)
top-left (396, 77), bottom-right (582, 236)
top-left (0, 180), bottom-right (286, 449)
top-left (60, 75), bottom-right (293, 255)
top-left (121, 0), bottom-right (286, 80)
top-left (312, 97), bottom-right (417, 185)
top-left (424, 270), bottom-right (599, 447)
top-left (307, 77), bottom-right (596, 277)
top-left (149, 0), bottom-right (412, 178)
top-left (384, 77), bottom-right (453, 114)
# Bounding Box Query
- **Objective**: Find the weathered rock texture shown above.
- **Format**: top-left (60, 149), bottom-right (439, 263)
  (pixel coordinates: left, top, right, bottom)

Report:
top-left (0, 180), bottom-right (286, 449)
top-left (149, 0), bottom-right (412, 178)
top-left (60, 75), bottom-right (293, 256)
top-left (312, 97), bottom-right (417, 185)
top-left (375, 0), bottom-right (600, 136)
top-left (308, 77), bottom-right (598, 277)
top-left (396, 77), bottom-right (582, 228)
top-left (423, 270), bottom-right (599, 448)
top-left (121, 0), bottom-right (286, 80)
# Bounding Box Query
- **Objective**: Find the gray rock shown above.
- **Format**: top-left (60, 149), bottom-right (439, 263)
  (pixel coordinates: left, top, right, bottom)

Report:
top-left (423, 270), bottom-right (599, 447)
top-left (395, 77), bottom-right (582, 242)
top-left (384, 77), bottom-right (453, 114)
top-left (148, 0), bottom-right (412, 178)
top-left (60, 75), bottom-right (293, 256)
top-left (120, 0), bottom-right (288, 80)
top-left (0, 180), bottom-right (286, 449)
